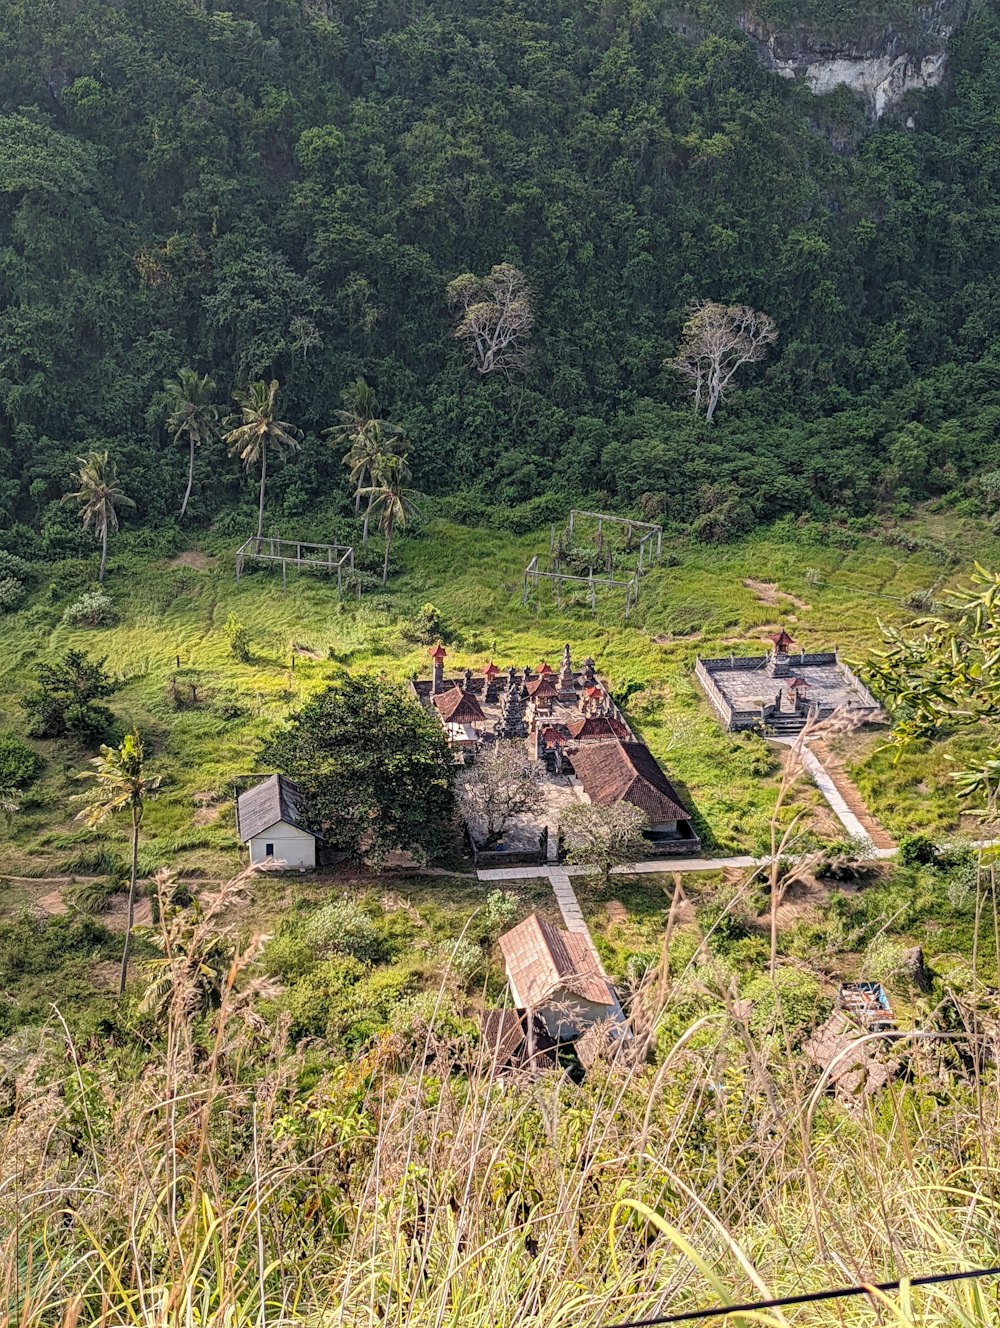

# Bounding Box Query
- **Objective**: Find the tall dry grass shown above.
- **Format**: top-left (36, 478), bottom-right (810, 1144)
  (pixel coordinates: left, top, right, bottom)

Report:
top-left (1, 864), bottom-right (999, 1328)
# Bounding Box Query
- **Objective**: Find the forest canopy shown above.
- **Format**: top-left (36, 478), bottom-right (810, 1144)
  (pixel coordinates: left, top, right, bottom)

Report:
top-left (2, 0), bottom-right (1000, 542)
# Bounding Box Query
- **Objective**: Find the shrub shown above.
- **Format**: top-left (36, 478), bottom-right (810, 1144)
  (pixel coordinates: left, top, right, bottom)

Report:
top-left (62, 589), bottom-right (118, 627)
top-left (225, 613), bottom-right (252, 662)
top-left (20, 650), bottom-right (119, 743)
top-left (262, 934), bottom-right (317, 981)
top-left (0, 577), bottom-right (25, 612)
top-left (743, 967), bottom-right (828, 1046)
top-left (897, 833), bottom-right (937, 867)
top-left (0, 731), bottom-right (44, 791)
top-left (302, 898), bottom-right (386, 965)
top-left (482, 889), bottom-right (519, 937)
top-left (0, 550), bottom-right (32, 581)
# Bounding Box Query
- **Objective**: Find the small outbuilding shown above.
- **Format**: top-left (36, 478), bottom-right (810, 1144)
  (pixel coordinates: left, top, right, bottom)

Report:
top-left (237, 774), bottom-right (320, 870)
top-left (498, 912), bottom-right (617, 1040)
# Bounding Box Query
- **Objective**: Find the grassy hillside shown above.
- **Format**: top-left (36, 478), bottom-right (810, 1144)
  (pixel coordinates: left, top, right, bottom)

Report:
top-left (0, 504), bottom-right (992, 890)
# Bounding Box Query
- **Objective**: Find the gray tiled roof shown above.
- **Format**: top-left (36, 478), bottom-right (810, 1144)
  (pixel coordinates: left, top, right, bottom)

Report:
top-left (236, 774), bottom-right (319, 842)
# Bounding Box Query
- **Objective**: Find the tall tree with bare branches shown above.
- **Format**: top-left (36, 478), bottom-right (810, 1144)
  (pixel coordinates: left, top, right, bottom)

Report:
top-left (670, 301), bottom-right (778, 423)
top-left (446, 263), bottom-right (533, 377)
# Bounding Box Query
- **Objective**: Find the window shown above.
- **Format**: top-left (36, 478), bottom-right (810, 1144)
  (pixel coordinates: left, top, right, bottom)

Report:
top-left (265, 842), bottom-right (274, 857)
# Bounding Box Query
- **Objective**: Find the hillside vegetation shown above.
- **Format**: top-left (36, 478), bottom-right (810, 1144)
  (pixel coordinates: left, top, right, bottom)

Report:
top-left (3, 0), bottom-right (1000, 540)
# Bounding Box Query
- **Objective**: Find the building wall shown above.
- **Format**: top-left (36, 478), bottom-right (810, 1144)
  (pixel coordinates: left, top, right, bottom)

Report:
top-left (248, 821), bottom-right (316, 869)
top-left (537, 988), bottom-right (613, 1041)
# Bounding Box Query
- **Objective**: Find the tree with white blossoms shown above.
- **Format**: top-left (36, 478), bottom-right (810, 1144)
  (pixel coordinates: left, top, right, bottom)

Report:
top-left (560, 801), bottom-right (649, 890)
top-left (446, 263), bottom-right (533, 377)
top-left (670, 300), bottom-right (778, 423)
top-left (459, 740), bottom-right (543, 848)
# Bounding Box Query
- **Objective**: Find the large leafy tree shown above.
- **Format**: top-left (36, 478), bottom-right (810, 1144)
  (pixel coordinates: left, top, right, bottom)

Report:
top-left (224, 380), bottom-right (300, 541)
top-left (262, 676), bottom-right (456, 870)
top-left (75, 728), bottom-right (160, 995)
top-left (61, 451), bottom-right (134, 583)
top-left (164, 368), bottom-right (220, 520)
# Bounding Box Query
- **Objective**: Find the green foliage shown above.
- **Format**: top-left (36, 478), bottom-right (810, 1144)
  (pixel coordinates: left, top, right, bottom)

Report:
top-left (0, 912), bottom-right (119, 1036)
top-left (20, 649), bottom-right (119, 743)
top-left (62, 588), bottom-right (118, 627)
top-left (0, 730), bottom-right (44, 791)
top-left (0, 577), bottom-right (25, 611)
top-left (225, 613), bottom-right (252, 663)
top-left (262, 676), bottom-right (456, 869)
top-left (302, 897), bottom-right (387, 965)
top-left (896, 833), bottom-right (937, 866)
top-left (742, 967), bottom-right (829, 1045)
top-left (0, 0), bottom-right (1000, 530)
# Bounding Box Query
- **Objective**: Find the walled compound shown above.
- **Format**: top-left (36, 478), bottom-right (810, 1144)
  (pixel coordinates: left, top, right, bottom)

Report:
top-left (410, 643), bottom-right (700, 862)
top-left (694, 629), bottom-right (882, 734)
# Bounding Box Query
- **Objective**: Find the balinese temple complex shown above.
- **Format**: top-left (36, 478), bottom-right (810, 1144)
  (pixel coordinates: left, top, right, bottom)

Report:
top-left (411, 644), bottom-right (700, 854)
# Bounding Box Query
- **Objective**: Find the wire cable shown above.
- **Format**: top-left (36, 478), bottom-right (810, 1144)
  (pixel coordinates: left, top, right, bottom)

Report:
top-left (603, 1265), bottom-right (1000, 1327)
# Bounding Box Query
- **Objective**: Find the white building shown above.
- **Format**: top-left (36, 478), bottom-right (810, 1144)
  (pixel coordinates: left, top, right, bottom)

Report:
top-left (236, 774), bottom-right (319, 870)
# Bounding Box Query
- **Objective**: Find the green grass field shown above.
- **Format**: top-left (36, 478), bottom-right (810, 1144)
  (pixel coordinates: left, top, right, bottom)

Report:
top-left (0, 504), bottom-right (993, 892)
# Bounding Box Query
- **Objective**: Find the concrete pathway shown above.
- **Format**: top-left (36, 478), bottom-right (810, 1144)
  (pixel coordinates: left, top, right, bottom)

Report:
top-left (778, 738), bottom-right (872, 843)
top-left (548, 866), bottom-right (587, 933)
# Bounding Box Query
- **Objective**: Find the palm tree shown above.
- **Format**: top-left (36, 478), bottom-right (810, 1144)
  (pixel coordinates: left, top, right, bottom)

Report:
top-left (75, 728), bottom-right (160, 996)
top-left (164, 368), bottom-right (220, 520)
top-left (361, 454), bottom-right (418, 585)
top-left (62, 450), bottom-right (135, 583)
top-left (351, 421), bottom-right (409, 545)
top-left (326, 379), bottom-right (403, 518)
top-left (224, 380), bottom-right (300, 543)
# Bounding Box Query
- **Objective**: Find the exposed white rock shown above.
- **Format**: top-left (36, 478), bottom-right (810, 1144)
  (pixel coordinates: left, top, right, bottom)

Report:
top-left (739, 0), bottom-right (970, 118)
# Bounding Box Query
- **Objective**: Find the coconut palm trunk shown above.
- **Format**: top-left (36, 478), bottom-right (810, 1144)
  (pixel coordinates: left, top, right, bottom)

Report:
top-left (256, 442), bottom-right (267, 545)
top-left (120, 802), bottom-right (141, 995)
top-left (363, 490), bottom-right (375, 546)
top-left (99, 521), bottom-right (108, 583)
top-left (382, 514), bottom-right (394, 584)
top-left (180, 436), bottom-right (196, 519)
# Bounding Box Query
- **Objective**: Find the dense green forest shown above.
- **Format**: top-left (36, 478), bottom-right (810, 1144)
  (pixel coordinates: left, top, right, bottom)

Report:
top-left (2, 0), bottom-right (1000, 545)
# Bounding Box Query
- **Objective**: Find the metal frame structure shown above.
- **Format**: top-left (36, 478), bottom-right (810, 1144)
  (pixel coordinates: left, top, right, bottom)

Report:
top-left (235, 536), bottom-right (356, 596)
top-left (562, 509), bottom-right (663, 569)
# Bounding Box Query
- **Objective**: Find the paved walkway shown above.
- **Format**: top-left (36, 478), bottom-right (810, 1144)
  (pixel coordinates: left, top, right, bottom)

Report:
top-left (774, 737), bottom-right (872, 843)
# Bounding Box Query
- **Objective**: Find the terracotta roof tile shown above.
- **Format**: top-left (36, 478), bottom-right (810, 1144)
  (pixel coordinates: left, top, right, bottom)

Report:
top-left (433, 685), bottom-right (486, 724)
top-left (567, 715), bottom-right (632, 741)
top-left (499, 913), bottom-right (612, 1007)
top-left (570, 741), bottom-right (690, 824)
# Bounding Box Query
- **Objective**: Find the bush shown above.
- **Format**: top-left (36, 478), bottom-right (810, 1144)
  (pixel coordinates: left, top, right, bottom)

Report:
top-left (20, 650), bottom-right (119, 743)
top-left (0, 577), bottom-right (25, 612)
top-left (225, 613), bottom-right (252, 662)
top-left (302, 898), bottom-right (386, 965)
top-left (0, 549), bottom-right (32, 581)
top-left (897, 834), bottom-right (937, 867)
top-left (62, 589), bottom-right (118, 627)
top-left (482, 889), bottom-right (519, 937)
top-left (0, 731), bottom-right (44, 791)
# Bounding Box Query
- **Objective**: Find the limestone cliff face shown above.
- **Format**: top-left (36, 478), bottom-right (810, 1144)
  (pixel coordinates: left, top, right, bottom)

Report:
top-left (739, 0), bottom-right (971, 118)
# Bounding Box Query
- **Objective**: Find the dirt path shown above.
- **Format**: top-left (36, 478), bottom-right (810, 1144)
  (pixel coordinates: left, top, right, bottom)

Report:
top-left (744, 578), bottom-right (810, 610)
